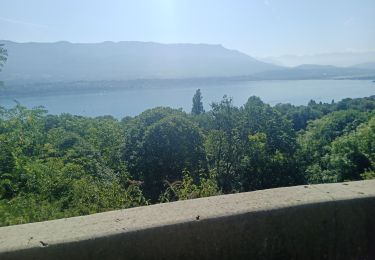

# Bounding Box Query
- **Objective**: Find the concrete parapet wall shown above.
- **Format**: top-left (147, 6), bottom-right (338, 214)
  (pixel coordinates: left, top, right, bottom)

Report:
top-left (0, 180), bottom-right (374, 259)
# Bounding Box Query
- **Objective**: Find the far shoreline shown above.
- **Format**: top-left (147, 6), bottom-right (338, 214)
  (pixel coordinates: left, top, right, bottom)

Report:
top-left (0, 78), bottom-right (373, 99)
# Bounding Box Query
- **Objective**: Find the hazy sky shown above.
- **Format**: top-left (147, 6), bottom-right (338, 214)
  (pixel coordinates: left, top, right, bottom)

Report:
top-left (1, 0), bottom-right (374, 57)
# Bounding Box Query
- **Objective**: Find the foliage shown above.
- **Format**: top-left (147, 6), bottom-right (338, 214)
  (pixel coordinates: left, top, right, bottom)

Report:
top-left (1, 95), bottom-right (375, 227)
top-left (159, 170), bottom-right (220, 202)
top-left (0, 44), bottom-right (7, 86)
top-left (297, 110), bottom-right (370, 183)
top-left (191, 88), bottom-right (205, 115)
top-left (0, 106), bottom-right (147, 226)
top-left (205, 96), bottom-right (241, 192)
top-left (0, 44), bottom-right (7, 71)
top-left (122, 108), bottom-right (207, 201)
top-left (323, 115), bottom-right (375, 181)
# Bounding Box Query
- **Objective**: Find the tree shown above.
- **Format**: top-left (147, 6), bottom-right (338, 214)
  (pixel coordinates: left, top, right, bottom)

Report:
top-left (0, 105), bottom-right (147, 226)
top-left (191, 89), bottom-right (205, 115)
top-left (122, 108), bottom-right (207, 201)
top-left (274, 103), bottom-right (323, 131)
top-left (297, 110), bottom-right (370, 183)
top-left (237, 97), bottom-right (301, 191)
top-left (0, 44), bottom-right (8, 86)
top-left (2, 95), bottom-right (375, 227)
top-left (325, 115), bottom-right (375, 182)
top-left (0, 44), bottom-right (7, 71)
top-left (205, 96), bottom-right (241, 192)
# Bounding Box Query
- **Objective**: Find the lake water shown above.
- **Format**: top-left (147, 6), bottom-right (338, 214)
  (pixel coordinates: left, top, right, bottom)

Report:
top-left (0, 80), bottom-right (374, 118)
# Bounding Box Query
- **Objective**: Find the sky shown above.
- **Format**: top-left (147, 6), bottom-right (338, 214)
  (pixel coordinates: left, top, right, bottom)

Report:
top-left (0, 0), bottom-right (374, 57)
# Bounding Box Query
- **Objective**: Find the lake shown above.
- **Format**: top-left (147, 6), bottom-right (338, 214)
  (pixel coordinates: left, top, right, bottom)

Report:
top-left (0, 80), bottom-right (374, 118)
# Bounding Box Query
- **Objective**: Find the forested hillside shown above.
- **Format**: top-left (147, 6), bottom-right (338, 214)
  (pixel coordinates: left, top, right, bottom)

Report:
top-left (1, 94), bottom-right (375, 226)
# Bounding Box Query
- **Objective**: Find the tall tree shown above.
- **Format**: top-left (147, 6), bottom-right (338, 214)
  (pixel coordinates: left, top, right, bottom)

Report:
top-left (0, 44), bottom-right (7, 86)
top-left (205, 96), bottom-right (241, 192)
top-left (191, 89), bottom-right (205, 115)
top-left (0, 44), bottom-right (7, 70)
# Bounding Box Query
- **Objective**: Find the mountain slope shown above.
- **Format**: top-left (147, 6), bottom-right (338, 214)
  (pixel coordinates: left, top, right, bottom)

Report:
top-left (263, 52), bottom-right (375, 67)
top-left (250, 64), bottom-right (375, 80)
top-left (0, 41), bottom-right (280, 84)
top-left (352, 62), bottom-right (375, 70)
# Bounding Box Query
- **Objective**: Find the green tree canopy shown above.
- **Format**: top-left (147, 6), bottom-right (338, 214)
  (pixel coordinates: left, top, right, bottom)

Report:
top-left (323, 115), bottom-right (375, 182)
top-left (122, 107), bottom-right (207, 201)
top-left (1, 96), bottom-right (375, 227)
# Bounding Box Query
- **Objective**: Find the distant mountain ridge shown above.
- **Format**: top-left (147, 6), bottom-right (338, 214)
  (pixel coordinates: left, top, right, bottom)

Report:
top-left (262, 51), bottom-right (375, 67)
top-left (0, 41), bottom-right (374, 96)
top-left (352, 62), bottom-right (375, 70)
top-left (0, 40), bottom-right (280, 84)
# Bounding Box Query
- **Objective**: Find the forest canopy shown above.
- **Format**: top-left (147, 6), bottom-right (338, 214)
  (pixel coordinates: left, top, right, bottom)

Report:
top-left (1, 95), bottom-right (375, 226)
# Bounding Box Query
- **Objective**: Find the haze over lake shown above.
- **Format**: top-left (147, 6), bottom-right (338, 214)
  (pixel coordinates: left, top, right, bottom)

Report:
top-left (0, 79), bottom-right (373, 118)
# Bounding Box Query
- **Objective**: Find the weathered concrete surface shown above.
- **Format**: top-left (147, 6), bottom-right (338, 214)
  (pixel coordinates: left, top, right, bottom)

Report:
top-left (0, 180), bottom-right (374, 260)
